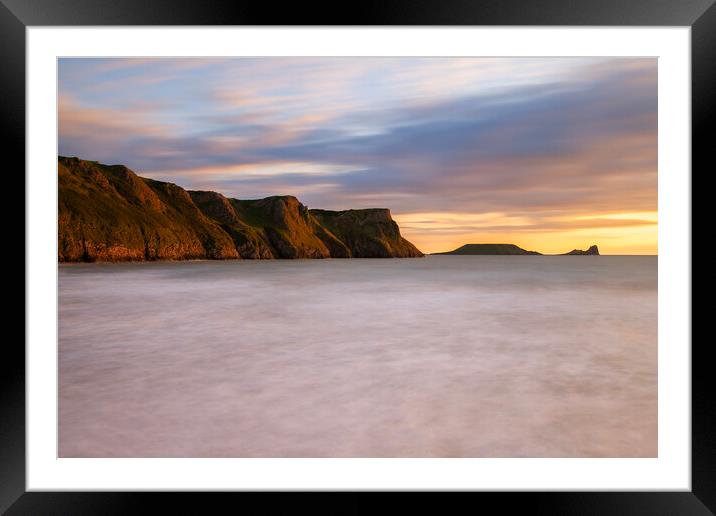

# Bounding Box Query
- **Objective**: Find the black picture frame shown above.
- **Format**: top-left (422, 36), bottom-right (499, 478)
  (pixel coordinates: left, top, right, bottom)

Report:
top-left (5, 0), bottom-right (712, 513)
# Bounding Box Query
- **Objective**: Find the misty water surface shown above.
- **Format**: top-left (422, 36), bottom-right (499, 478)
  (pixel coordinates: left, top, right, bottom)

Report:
top-left (59, 256), bottom-right (657, 457)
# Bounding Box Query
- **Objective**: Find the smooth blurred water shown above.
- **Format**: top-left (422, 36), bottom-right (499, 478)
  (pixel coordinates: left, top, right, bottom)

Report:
top-left (59, 256), bottom-right (657, 457)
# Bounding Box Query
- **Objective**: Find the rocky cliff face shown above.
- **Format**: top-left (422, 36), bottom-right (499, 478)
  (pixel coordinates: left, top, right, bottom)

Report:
top-left (58, 157), bottom-right (238, 261)
top-left (311, 209), bottom-right (423, 258)
top-left (59, 157), bottom-right (423, 262)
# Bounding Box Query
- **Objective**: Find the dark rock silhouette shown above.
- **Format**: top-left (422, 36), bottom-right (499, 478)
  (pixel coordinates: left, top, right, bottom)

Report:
top-left (433, 243), bottom-right (542, 255)
top-left (58, 156), bottom-right (424, 262)
top-left (562, 245), bottom-right (600, 255)
top-left (434, 243), bottom-right (601, 256)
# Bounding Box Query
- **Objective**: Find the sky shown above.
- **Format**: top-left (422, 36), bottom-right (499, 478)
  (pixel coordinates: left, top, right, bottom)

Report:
top-left (58, 57), bottom-right (657, 255)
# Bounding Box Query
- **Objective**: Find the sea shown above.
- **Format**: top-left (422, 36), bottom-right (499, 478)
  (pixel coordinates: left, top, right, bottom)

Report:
top-left (58, 255), bottom-right (657, 457)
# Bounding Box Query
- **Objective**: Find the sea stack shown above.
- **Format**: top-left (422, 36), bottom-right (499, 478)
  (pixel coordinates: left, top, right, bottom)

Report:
top-left (562, 245), bottom-right (600, 255)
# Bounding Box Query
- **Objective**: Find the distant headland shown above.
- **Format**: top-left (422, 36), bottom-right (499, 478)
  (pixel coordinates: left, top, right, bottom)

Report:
top-left (433, 243), bottom-right (600, 256)
top-left (58, 157), bottom-right (423, 262)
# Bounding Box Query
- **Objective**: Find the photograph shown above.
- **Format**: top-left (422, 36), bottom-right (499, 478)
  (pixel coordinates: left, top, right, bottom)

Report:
top-left (57, 56), bottom-right (658, 458)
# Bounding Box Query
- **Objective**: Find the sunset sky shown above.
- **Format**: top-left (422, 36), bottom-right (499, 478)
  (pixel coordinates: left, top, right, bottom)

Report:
top-left (58, 57), bottom-right (657, 255)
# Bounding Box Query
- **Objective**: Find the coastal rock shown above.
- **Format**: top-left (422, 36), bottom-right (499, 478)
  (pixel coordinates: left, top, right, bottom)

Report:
top-left (233, 196), bottom-right (332, 259)
top-left (188, 191), bottom-right (274, 259)
top-left (310, 209), bottom-right (424, 258)
top-left (434, 243), bottom-right (601, 256)
top-left (59, 157), bottom-right (237, 262)
top-left (562, 245), bottom-right (600, 255)
top-left (434, 243), bottom-right (542, 255)
top-left (59, 157), bottom-right (423, 262)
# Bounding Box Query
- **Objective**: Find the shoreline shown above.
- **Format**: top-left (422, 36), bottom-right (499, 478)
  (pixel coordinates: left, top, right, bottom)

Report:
top-left (58, 254), bottom-right (657, 266)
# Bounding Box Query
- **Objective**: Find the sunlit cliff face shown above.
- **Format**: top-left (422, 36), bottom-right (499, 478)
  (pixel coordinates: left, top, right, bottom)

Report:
top-left (59, 57), bottom-right (658, 255)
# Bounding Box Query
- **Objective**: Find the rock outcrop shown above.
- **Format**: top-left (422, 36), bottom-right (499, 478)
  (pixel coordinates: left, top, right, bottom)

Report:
top-left (58, 157), bottom-right (238, 262)
top-left (434, 243), bottom-right (542, 255)
top-left (562, 245), bottom-right (600, 255)
top-left (433, 243), bottom-right (601, 256)
top-left (311, 209), bottom-right (423, 258)
top-left (58, 156), bottom-right (424, 262)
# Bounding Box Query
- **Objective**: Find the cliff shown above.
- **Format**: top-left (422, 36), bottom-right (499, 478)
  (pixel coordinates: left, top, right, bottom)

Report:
top-left (311, 209), bottom-right (423, 258)
top-left (58, 157), bottom-right (424, 262)
top-left (434, 244), bottom-right (542, 255)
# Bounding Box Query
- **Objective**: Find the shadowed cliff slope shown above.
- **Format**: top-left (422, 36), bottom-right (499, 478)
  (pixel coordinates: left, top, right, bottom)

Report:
top-left (58, 157), bottom-right (423, 262)
top-left (311, 209), bottom-right (423, 258)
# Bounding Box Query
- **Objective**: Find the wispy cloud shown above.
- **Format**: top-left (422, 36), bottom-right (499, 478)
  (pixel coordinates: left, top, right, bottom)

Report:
top-left (58, 57), bottom-right (657, 254)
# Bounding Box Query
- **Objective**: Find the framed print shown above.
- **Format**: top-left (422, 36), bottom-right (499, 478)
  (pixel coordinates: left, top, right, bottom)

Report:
top-left (6, 0), bottom-right (713, 513)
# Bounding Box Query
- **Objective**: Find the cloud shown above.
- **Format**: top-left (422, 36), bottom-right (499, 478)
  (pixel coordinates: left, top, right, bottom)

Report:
top-left (58, 57), bottom-right (657, 253)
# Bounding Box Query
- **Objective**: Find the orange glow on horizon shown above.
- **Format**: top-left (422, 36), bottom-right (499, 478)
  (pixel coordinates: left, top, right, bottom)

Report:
top-left (394, 211), bottom-right (658, 255)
